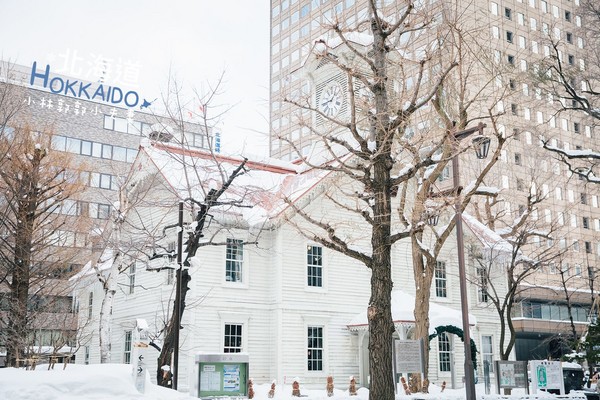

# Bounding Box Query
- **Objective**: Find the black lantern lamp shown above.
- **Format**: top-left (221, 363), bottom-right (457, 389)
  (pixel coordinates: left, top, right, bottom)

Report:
top-left (472, 136), bottom-right (491, 159)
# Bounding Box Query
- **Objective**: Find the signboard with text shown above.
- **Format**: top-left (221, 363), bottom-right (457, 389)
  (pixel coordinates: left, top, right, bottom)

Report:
top-left (530, 360), bottom-right (564, 395)
top-left (394, 339), bottom-right (425, 374)
top-left (495, 360), bottom-right (529, 393)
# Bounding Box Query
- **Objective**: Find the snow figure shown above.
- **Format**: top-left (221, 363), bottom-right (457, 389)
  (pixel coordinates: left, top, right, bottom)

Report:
top-left (248, 378), bottom-right (255, 399)
top-left (349, 376), bottom-right (357, 396)
top-left (326, 376), bottom-right (334, 397)
top-left (161, 365), bottom-right (172, 387)
top-left (400, 376), bottom-right (410, 395)
top-left (441, 381), bottom-right (447, 392)
top-left (268, 381), bottom-right (276, 398)
top-left (409, 374), bottom-right (419, 393)
top-left (292, 377), bottom-right (301, 397)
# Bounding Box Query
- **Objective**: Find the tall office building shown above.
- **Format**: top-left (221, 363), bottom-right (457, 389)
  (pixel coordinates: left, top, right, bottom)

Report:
top-left (0, 61), bottom-right (209, 364)
top-left (270, 0), bottom-right (600, 363)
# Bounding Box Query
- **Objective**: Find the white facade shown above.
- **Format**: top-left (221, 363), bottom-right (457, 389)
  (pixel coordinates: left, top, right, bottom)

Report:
top-left (75, 142), bottom-right (507, 391)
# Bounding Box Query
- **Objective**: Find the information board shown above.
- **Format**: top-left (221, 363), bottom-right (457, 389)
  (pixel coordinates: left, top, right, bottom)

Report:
top-left (394, 339), bottom-right (425, 373)
top-left (530, 360), bottom-right (564, 395)
top-left (495, 360), bottom-right (528, 393)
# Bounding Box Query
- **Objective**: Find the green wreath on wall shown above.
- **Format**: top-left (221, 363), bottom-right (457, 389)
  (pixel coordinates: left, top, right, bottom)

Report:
top-left (428, 325), bottom-right (478, 368)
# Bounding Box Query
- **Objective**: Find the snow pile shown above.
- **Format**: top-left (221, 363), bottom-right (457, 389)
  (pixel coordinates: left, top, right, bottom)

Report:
top-left (0, 363), bottom-right (189, 400)
top-left (1, 363), bottom-right (577, 399)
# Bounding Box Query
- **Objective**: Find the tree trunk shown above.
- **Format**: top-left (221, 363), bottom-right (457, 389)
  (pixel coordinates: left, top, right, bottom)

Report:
top-left (99, 279), bottom-right (116, 363)
top-left (7, 183), bottom-right (37, 366)
top-left (157, 269), bottom-right (191, 387)
top-left (366, 154), bottom-right (395, 400)
top-left (412, 241), bottom-right (433, 379)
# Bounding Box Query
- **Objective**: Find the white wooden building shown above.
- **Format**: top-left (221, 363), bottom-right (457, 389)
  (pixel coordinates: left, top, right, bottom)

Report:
top-left (74, 141), bottom-right (508, 391)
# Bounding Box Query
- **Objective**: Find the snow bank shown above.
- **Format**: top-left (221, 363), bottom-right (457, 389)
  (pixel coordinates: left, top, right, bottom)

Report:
top-left (2, 363), bottom-right (581, 400)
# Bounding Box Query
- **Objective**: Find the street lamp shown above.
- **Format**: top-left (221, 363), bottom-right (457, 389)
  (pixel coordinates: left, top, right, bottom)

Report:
top-left (452, 122), bottom-right (488, 400)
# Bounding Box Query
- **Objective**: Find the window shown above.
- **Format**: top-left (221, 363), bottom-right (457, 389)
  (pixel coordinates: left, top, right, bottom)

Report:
top-left (514, 153), bottom-right (522, 165)
top-left (92, 203), bottom-right (111, 219)
top-left (506, 31), bottom-right (514, 43)
top-left (568, 54), bottom-right (574, 65)
top-left (583, 217), bottom-right (590, 229)
top-left (507, 55), bottom-right (515, 65)
top-left (307, 245), bottom-right (323, 287)
top-left (124, 331), bottom-right (132, 364)
top-left (98, 173), bottom-right (114, 190)
top-left (516, 178), bottom-right (525, 191)
top-left (477, 267), bottom-right (489, 303)
top-left (581, 193), bottom-right (588, 204)
top-left (437, 166), bottom-right (450, 182)
top-left (574, 122), bottom-right (580, 133)
top-left (101, 144), bottom-right (112, 159)
top-left (308, 326), bottom-right (323, 371)
top-left (128, 263), bottom-right (136, 294)
top-left (113, 146), bottom-right (127, 162)
top-left (300, 4), bottom-right (310, 17)
top-left (435, 261), bottom-right (447, 298)
top-left (226, 239), bottom-right (244, 282)
top-left (585, 242), bottom-right (592, 254)
top-left (103, 116), bottom-right (146, 135)
top-left (482, 336), bottom-right (494, 372)
top-left (51, 135), bottom-right (137, 163)
top-left (504, 7), bottom-right (512, 19)
top-left (81, 140), bottom-right (92, 156)
top-left (224, 324), bottom-right (243, 353)
top-left (511, 103), bottom-right (518, 115)
top-left (438, 332), bottom-right (451, 372)
top-left (566, 32), bottom-right (573, 43)
top-left (565, 10), bottom-right (571, 22)
top-left (491, 2), bottom-right (498, 15)
top-left (88, 291), bottom-right (93, 318)
top-left (84, 346), bottom-right (90, 365)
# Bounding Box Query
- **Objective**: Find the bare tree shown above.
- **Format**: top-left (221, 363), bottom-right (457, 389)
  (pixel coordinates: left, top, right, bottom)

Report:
top-left (469, 189), bottom-right (567, 363)
top-left (534, 0), bottom-right (600, 183)
top-left (0, 125), bottom-right (89, 366)
top-left (275, 1), bottom-right (515, 397)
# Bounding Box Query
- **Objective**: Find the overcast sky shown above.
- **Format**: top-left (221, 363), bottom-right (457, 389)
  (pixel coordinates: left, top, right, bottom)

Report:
top-left (0, 0), bottom-right (271, 157)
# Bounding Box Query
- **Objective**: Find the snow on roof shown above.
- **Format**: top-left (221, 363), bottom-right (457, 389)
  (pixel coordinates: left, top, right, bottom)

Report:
top-left (69, 248), bottom-right (115, 281)
top-left (347, 290), bottom-right (476, 333)
top-left (520, 282), bottom-right (593, 294)
top-left (462, 213), bottom-right (513, 253)
top-left (136, 143), bottom-right (336, 225)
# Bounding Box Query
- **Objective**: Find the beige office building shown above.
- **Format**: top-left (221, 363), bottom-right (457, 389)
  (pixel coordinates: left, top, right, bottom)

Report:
top-left (269, 0), bottom-right (600, 364)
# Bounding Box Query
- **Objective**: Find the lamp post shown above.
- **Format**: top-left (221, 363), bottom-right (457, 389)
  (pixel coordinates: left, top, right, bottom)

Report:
top-left (452, 123), bottom-right (489, 400)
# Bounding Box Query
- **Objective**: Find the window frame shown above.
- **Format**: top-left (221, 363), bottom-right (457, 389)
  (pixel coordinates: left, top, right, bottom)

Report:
top-left (434, 261), bottom-right (447, 298)
top-left (124, 331), bottom-right (132, 364)
top-left (307, 326), bottom-right (324, 372)
top-left (223, 323), bottom-right (243, 353)
top-left (307, 244), bottom-right (323, 288)
top-left (128, 262), bottom-right (136, 294)
top-left (481, 335), bottom-right (494, 372)
top-left (225, 238), bottom-right (244, 283)
top-left (438, 332), bottom-right (452, 372)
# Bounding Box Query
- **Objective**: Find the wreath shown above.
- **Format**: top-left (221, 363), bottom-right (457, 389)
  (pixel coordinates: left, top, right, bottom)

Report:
top-left (428, 325), bottom-right (478, 367)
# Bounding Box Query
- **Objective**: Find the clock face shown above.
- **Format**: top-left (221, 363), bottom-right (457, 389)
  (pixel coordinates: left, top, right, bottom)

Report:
top-left (319, 81), bottom-right (343, 117)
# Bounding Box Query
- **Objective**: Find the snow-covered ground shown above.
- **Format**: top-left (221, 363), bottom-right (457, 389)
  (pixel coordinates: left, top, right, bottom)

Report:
top-left (0, 363), bottom-right (590, 400)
